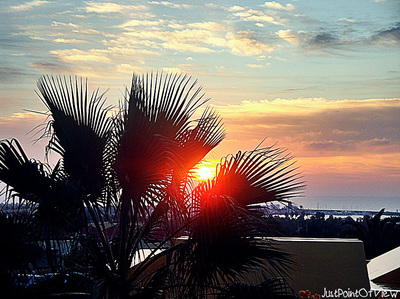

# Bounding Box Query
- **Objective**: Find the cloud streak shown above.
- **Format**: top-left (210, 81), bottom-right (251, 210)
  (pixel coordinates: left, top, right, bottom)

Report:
top-left (371, 23), bottom-right (400, 44)
top-left (10, 0), bottom-right (50, 11)
top-left (213, 98), bottom-right (400, 157)
top-left (85, 2), bottom-right (147, 13)
top-left (233, 9), bottom-right (285, 25)
top-left (262, 1), bottom-right (294, 11)
top-left (209, 97), bottom-right (400, 197)
top-left (149, 1), bottom-right (191, 9)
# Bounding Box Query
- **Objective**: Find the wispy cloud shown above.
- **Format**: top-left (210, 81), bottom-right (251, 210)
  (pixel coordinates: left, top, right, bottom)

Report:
top-left (85, 2), bottom-right (147, 13)
top-left (277, 29), bottom-right (305, 46)
top-left (117, 22), bottom-right (275, 56)
top-left (246, 63), bottom-right (271, 69)
top-left (228, 5), bottom-right (245, 12)
top-left (50, 49), bottom-right (112, 62)
top-left (10, 0), bottom-right (50, 11)
top-left (339, 18), bottom-right (356, 23)
top-left (262, 1), bottom-right (294, 11)
top-left (226, 31), bottom-right (275, 56)
top-left (118, 20), bottom-right (165, 28)
top-left (213, 98), bottom-right (400, 156)
top-left (29, 61), bottom-right (72, 73)
top-left (277, 29), bottom-right (343, 50)
top-left (233, 9), bottom-right (285, 25)
top-left (51, 21), bottom-right (101, 35)
top-left (307, 32), bottom-right (340, 48)
top-left (149, 1), bottom-right (191, 9)
top-left (53, 38), bottom-right (88, 44)
top-left (371, 23), bottom-right (400, 44)
top-left (210, 97), bottom-right (400, 193)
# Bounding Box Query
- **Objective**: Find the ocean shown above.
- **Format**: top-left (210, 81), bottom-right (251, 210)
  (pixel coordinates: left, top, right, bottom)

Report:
top-left (295, 195), bottom-right (400, 213)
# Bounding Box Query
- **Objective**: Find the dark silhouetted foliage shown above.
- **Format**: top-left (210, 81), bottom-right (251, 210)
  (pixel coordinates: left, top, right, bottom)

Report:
top-left (0, 73), bottom-right (304, 298)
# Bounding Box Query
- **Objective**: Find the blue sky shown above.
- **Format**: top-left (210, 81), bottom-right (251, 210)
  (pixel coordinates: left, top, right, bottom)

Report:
top-left (1, 0), bottom-right (399, 210)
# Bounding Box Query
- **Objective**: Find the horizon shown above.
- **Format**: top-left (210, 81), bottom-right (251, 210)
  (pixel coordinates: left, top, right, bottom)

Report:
top-left (1, 0), bottom-right (399, 211)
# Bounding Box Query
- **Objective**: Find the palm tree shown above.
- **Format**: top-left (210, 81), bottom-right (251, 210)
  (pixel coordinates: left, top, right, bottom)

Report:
top-left (0, 73), bottom-right (304, 298)
top-left (344, 208), bottom-right (400, 259)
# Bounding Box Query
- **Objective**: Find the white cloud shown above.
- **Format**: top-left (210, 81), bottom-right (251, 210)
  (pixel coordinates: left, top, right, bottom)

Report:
top-left (262, 1), bottom-right (294, 11)
top-left (163, 40), bottom-right (215, 53)
top-left (233, 9), bottom-right (284, 25)
top-left (53, 38), bottom-right (88, 44)
top-left (117, 20), bottom-right (169, 29)
top-left (10, 0), bottom-right (49, 11)
top-left (339, 18), bottom-right (356, 23)
top-left (246, 63), bottom-right (271, 69)
top-left (85, 2), bottom-right (147, 13)
top-left (118, 22), bottom-right (275, 56)
top-left (118, 27), bottom-right (217, 53)
top-left (51, 21), bottom-right (101, 35)
top-left (149, 1), bottom-right (191, 9)
top-left (50, 49), bottom-right (112, 62)
top-left (277, 29), bottom-right (306, 46)
top-left (246, 64), bottom-right (264, 69)
top-left (118, 20), bottom-right (166, 28)
top-left (228, 5), bottom-right (245, 12)
top-left (187, 22), bottom-right (227, 32)
top-left (227, 31), bottom-right (274, 56)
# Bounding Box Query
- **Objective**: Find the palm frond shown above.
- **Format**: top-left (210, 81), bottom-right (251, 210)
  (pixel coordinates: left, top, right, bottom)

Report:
top-left (166, 145), bottom-right (302, 297)
top-left (36, 75), bottom-right (112, 197)
top-left (171, 192), bottom-right (292, 298)
top-left (114, 72), bottom-right (209, 204)
top-left (0, 139), bottom-right (52, 201)
top-left (177, 107), bottom-right (225, 177)
top-left (207, 146), bottom-right (305, 207)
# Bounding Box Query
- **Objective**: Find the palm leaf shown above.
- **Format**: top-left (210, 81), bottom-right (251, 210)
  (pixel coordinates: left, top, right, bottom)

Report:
top-left (171, 193), bottom-right (292, 298)
top-left (209, 146), bottom-right (305, 207)
top-left (176, 106), bottom-right (225, 178)
top-left (167, 145), bottom-right (302, 297)
top-left (36, 75), bottom-right (112, 198)
top-left (114, 73), bottom-right (209, 201)
top-left (0, 139), bottom-right (52, 202)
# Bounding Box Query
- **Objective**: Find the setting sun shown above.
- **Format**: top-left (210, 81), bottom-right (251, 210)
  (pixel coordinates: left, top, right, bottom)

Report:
top-left (193, 164), bottom-right (216, 181)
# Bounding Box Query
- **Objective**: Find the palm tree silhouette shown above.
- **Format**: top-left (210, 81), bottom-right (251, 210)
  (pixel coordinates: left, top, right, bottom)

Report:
top-left (344, 208), bottom-right (400, 259)
top-left (0, 73), bottom-right (304, 298)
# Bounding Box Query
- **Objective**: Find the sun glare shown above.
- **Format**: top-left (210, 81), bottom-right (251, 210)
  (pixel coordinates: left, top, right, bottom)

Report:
top-left (193, 164), bottom-right (216, 181)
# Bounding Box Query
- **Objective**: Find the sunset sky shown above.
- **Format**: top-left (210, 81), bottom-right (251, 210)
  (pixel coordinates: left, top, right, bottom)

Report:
top-left (1, 0), bottom-right (399, 210)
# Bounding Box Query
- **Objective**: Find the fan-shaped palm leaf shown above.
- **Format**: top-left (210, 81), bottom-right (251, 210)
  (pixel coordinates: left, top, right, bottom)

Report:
top-left (171, 193), bottom-right (291, 298)
top-left (0, 138), bottom-right (87, 254)
top-left (114, 73), bottom-right (209, 202)
top-left (209, 146), bottom-right (304, 207)
top-left (0, 139), bottom-right (52, 202)
top-left (176, 107), bottom-right (225, 178)
top-left (168, 146), bottom-right (301, 297)
top-left (37, 75), bottom-right (112, 198)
